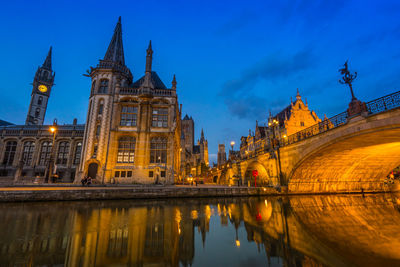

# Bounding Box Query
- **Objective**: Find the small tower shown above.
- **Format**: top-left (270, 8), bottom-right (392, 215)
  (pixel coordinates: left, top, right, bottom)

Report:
top-left (25, 47), bottom-right (55, 125)
top-left (78, 17), bottom-right (132, 182)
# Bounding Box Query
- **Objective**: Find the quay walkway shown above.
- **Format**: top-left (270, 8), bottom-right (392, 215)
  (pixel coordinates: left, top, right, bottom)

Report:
top-left (0, 184), bottom-right (281, 202)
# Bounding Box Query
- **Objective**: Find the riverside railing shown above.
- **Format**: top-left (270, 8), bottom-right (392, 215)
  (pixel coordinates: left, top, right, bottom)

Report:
top-left (281, 90), bottom-right (400, 147)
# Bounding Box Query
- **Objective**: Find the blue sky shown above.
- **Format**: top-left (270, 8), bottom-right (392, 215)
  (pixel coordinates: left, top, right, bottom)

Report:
top-left (1, 0), bottom-right (400, 163)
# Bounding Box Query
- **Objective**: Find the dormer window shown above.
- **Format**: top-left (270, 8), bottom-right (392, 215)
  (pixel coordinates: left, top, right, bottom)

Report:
top-left (98, 79), bottom-right (109, 94)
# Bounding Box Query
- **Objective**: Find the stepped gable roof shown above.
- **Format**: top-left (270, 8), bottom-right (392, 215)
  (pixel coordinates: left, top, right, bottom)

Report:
top-left (131, 71), bottom-right (167, 89)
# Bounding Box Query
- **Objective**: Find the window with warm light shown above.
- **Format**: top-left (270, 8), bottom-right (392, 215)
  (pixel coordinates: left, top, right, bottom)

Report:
top-left (150, 137), bottom-right (167, 163)
top-left (117, 137), bottom-right (136, 163)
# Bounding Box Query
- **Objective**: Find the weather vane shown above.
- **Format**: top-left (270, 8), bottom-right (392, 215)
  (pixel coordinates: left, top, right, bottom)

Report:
top-left (339, 60), bottom-right (358, 101)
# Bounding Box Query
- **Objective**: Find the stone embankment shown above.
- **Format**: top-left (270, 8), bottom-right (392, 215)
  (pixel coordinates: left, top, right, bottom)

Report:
top-left (0, 185), bottom-right (281, 202)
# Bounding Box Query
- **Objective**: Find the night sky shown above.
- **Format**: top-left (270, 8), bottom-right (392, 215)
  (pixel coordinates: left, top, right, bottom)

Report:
top-left (1, 0), bottom-right (400, 163)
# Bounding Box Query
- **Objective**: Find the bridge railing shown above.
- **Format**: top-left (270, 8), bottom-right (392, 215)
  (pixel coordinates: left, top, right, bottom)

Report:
top-left (366, 90), bottom-right (400, 115)
top-left (281, 111), bottom-right (348, 147)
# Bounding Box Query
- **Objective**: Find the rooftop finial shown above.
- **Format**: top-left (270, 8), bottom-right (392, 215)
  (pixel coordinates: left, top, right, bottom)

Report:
top-left (172, 74), bottom-right (177, 90)
top-left (103, 17), bottom-right (125, 65)
top-left (296, 88), bottom-right (301, 100)
top-left (42, 46), bottom-right (52, 70)
top-left (145, 40), bottom-right (153, 74)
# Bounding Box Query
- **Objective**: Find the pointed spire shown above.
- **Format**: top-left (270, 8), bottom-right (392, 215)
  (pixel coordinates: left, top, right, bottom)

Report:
top-left (296, 88), bottom-right (301, 100)
top-left (103, 16), bottom-right (125, 65)
top-left (42, 46), bottom-right (52, 70)
top-left (201, 128), bottom-right (205, 139)
top-left (172, 74), bottom-right (177, 90)
top-left (145, 40), bottom-right (153, 74)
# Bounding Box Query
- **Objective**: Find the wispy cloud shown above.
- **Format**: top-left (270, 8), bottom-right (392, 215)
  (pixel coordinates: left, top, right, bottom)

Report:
top-left (219, 49), bottom-right (316, 119)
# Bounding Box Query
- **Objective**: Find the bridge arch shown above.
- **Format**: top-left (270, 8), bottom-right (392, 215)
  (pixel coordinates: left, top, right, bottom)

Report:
top-left (244, 161), bottom-right (274, 186)
top-left (288, 116), bottom-right (400, 193)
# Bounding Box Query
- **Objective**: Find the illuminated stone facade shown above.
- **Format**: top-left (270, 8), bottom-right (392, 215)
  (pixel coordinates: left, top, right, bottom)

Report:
top-left (77, 18), bottom-right (181, 184)
top-left (0, 17), bottom-right (183, 185)
top-left (180, 116), bottom-right (209, 178)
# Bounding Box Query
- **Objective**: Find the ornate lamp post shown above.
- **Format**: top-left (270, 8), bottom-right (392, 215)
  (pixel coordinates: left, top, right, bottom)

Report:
top-left (268, 119), bottom-right (283, 186)
top-left (339, 60), bottom-right (367, 116)
top-left (45, 125), bottom-right (57, 183)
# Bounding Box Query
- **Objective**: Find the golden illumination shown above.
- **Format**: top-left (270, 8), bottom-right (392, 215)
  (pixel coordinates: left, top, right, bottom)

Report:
top-left (235, 240), bottom-right (241, 247)
top-left (230, 141), bottom-right (235, 147)
top-left (38, 84), bottom-right (48, 93)
top-left (49, 127), bottom-right (56, 133)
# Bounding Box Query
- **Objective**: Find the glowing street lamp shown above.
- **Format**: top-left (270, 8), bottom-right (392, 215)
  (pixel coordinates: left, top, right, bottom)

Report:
top-left (45, 124), bottom-right (57, 183)
top-left (230, 141), bottom-right (235, 151)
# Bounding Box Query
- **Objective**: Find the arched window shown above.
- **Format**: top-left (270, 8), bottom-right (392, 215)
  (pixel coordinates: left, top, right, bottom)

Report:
top-left (98, 100), bottom-right (104, 115)
top-left (150, 137), bottom-right (167, 163)
top-left (73, 142), bottom-right (82, 165)
top-left (3, 141), bottom-right (17, 166)
top-left (57, 142), bottom-right (70, 164)
top-left (98, 79), bottom-right (109, 94)
top-left (39, 141), bottom-right (52, 165)
top-left (22, 141), bottom-right (35, 166)
top-left (117, 137), bottom-right (136, 163)
top-left (38, 96), bottom-right (43, 105)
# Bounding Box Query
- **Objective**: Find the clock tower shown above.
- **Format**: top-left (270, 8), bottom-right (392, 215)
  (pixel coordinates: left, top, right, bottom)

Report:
top-left (25, 47), bottom-right (55, 125)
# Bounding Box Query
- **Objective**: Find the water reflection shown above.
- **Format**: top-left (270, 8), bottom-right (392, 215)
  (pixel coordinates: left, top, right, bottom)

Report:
top-left (1, 193), bottom-right (400, 266)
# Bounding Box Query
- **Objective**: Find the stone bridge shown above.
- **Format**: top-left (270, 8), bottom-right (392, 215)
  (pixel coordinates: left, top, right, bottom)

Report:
top-left (217, 91), bottom-right (400, 193)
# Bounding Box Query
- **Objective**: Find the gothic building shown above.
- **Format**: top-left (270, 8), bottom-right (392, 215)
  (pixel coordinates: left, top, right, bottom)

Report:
top-left (77, 17), bottom-right (181, 184)
top-left (180, 115), bottom-right (209, 178)
top-left (0, 47), bottom-right (83, 184)
top-left (0, 17), bottom-right (183, 185)
top-left (240, 90), bottom-right (321, 158)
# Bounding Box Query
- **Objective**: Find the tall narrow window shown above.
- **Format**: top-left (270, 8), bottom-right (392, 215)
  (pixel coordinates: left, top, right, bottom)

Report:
top-left (98, 79), bottom-right (109, 94)
top-left (96, 124), bottom-right (101, 137)
top-left (150, 137), bottom-right (167, 163)
top-left (22, 141), bottom-right (35, 166)
top-left (3, 141), bottom-right (17, 166)
top-left (73, 142), bottom-right (82, 165)
top-left (120, 106), bottom-right (138, 126)
top-left (39, 141), bottom-right (52, 165)
top-left (152, 108), bottom-right (168, 128)
top-left (117, 137), bottom-right (136, 163)
top-left (57, 142), bottom-right (70, 164)
top-left (38, 96), bottom-right (43, 105)
top-left (98, 101), bottom-right (104, 115)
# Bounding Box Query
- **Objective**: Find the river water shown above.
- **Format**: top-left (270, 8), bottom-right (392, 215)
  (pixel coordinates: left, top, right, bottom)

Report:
top-left (1, 193), bottom-right (400, 266)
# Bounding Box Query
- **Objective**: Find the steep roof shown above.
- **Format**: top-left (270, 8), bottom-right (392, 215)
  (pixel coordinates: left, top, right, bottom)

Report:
top-left (103, 17), bottom-right (125, 65)
top-left (42, 46), bottom-right (52, 70)
top-left (132, 71), bottom-right (167, 89)
top-left (183, 114), bottom-right (190, 120)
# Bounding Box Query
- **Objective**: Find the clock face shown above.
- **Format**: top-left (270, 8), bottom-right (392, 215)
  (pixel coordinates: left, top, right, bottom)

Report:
top-left (38, 84), bottom-right (48, 93)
